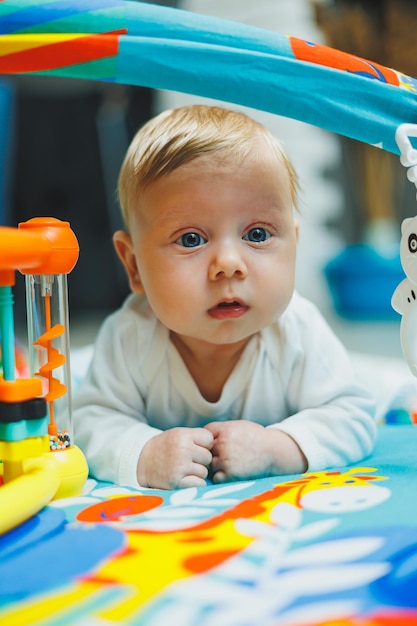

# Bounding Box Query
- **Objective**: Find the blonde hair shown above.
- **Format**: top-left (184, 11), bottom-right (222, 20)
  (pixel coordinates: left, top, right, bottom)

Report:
top-left (118, 105), bottom-right (299, 229)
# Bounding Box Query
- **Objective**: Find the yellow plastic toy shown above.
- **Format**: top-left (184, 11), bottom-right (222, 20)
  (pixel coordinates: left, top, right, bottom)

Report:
top-left (0, 217), bottom-right (88, 535)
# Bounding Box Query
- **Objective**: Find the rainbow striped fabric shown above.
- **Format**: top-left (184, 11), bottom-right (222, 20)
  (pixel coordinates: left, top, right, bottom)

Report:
top-left (0, 0), bottom-right (416, 153)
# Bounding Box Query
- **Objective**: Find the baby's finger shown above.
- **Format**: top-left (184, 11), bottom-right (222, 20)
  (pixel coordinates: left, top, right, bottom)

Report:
top-left (193, 427), bottom-right (214, 449)
top-left (193, 445), bottom-right (212, 468)
top-left (178, 462), bottom-right (209, 488)
top-left (191, 461), bottom-right (209, 480)
top-left (211, 469), bottom-right (228, 484)
top-left (178, 474), bottom-right (208, 488)
top-left (204, 422), bottom-right (222, 438)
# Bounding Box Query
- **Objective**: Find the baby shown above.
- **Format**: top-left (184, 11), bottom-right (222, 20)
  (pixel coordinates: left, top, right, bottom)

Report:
top-left (73, 104), bottom-right (376, 489)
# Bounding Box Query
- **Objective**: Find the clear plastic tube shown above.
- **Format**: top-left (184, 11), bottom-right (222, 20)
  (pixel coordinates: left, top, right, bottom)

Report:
top-left (25, 273), bottom-right (73, 450)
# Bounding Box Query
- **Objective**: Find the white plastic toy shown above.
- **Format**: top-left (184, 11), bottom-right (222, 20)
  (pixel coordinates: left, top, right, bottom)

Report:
top-left (392, 124), bottom-right (417, 376)
top-left (391, 216), bottom-right (417, 375)
top-left (395, 124), bottom-right (417, 200)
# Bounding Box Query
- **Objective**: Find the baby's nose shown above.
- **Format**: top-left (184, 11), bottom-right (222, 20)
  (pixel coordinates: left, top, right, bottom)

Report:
top-left (208, 241), bottom-right (248, 280)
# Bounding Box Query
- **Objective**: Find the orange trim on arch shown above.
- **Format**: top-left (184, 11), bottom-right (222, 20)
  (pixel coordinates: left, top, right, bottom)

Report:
top-left (289, 36), bottom-right (400, 87)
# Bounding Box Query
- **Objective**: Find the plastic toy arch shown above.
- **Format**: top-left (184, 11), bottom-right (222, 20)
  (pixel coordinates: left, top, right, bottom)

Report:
top-left (0, 0), bottom-right (416, 154)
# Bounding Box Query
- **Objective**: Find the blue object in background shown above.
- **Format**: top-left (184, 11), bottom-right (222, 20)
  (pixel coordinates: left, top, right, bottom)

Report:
top-left (324, 244), bottom-right (404, 320)
top-left (384, 409), bottom-right (412, 425)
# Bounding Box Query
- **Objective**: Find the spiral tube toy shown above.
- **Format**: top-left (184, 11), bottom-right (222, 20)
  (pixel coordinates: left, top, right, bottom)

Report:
top-left (0, 218), bottom-right (88, 535)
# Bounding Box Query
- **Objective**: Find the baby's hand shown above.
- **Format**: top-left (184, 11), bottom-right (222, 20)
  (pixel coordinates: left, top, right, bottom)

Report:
top-left (137, 427), bottom-right (213, 489)
top-left (205, 420), bottom-right (307, 483)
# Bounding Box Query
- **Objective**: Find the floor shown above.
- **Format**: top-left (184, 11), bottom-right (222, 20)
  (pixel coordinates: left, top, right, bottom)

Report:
top-left (68, 0), bottom-right (405, 362)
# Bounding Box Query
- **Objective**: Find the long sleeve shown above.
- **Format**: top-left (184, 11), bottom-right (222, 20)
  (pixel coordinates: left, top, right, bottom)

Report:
top-left (265, 295), bottom-right (377, 470)
top-left (73, 296), bottom-right (163, 486)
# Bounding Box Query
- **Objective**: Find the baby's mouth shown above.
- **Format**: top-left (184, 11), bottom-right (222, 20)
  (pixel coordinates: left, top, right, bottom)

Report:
top-left (207, 299), bottom-right (249, 320)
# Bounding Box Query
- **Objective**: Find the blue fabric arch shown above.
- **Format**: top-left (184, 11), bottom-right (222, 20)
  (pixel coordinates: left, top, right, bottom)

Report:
top-left (0, 0), bottom-right (416, 153)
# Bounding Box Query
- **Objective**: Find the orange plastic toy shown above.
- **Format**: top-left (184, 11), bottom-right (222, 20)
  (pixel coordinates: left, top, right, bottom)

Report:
top-left (0, 217), bottom-right (88, 535)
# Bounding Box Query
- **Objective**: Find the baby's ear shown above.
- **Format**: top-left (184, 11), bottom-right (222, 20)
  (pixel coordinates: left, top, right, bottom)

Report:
top-left (294, 217), bottom-right (299, 242)
top-left (113, 230), bottom-right (144, 294)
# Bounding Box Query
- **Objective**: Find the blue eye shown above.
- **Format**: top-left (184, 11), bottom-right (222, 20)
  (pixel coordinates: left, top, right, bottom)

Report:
top-left (243, 227), bottom-right (271, 243)
top-left (176, 232), bottom-right (207, 248)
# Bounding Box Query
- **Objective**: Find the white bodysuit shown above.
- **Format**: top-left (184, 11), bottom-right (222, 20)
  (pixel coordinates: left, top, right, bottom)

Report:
top-left (73, 292), bottom-right (376, 486)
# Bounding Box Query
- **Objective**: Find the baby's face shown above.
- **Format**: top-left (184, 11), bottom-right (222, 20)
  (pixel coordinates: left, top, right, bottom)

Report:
top-left (125, 145), bottom-right (298, 350)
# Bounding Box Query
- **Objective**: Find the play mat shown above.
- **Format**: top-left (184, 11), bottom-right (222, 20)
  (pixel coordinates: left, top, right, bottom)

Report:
top-left (1, 424), bottom-right (417, 625)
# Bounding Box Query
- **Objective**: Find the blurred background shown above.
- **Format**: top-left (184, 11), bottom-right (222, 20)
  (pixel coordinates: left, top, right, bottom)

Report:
top-left (1, 0), bottom-right (417, 361)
